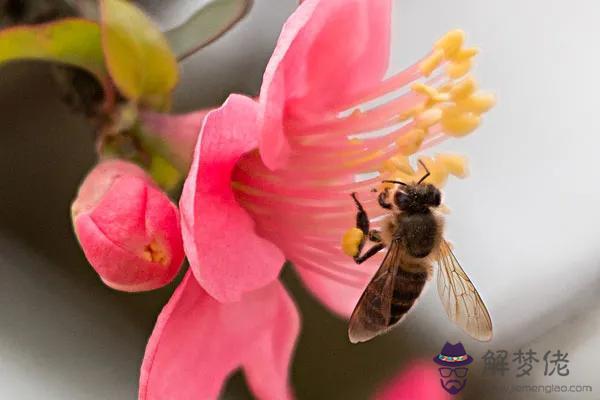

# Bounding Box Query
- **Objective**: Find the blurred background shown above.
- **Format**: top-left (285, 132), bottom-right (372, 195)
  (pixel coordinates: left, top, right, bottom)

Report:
top-left (1, 0), bottom-right (599, 398)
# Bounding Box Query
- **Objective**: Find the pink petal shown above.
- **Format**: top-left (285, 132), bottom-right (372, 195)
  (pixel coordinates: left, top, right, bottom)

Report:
top-left (374, 361), bottom-right (451, 400)
top-left (180, 94), bottom-right (285, 302)
top-left (139, 271), bottom-right (299, 400)
top-left (259, 0), bottom-right (391, 169)
top-left (242, 288), bottom-right (299, 399)
top-left (72, 160), bottom-right (184, 292)
top-left (293, 261), bottom-right (370, 317)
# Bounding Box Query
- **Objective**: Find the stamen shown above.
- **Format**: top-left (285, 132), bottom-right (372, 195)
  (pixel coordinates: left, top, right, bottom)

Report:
top-left (395, 128), bottom-right (426, 155)
top-left (142, 240), bottom-right (168, 265)
top-left (435, 29), bottom-right (465, 58)
top-left (232, 30), bottom-right (493, 290)
top-left (419, 49), bottom-right (444, 77)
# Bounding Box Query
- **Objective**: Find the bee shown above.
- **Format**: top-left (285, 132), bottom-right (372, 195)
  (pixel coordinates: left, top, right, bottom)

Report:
top-left (347, 160), bottom-right (493, 343)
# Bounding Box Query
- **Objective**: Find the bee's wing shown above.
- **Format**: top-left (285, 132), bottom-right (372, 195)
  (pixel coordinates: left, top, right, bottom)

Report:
top-left (436, 239), bottom-right (493, 341)
top-left (348, 242), bottom-right (402, 344)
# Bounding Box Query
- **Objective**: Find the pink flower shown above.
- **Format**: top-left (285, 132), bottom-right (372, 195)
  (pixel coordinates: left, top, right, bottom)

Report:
top-left (141, 0), bottom-right (494, 397)
top-left (184, 0), bottom-right (494, 315)
top-left (72, 159), bottom-right (184, 292)
top-left (374, 361), bottom-right (450, 400)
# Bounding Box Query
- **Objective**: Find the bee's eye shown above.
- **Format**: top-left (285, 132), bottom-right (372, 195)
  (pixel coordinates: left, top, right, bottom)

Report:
top-left (394, 191), bottom-right (410, 210)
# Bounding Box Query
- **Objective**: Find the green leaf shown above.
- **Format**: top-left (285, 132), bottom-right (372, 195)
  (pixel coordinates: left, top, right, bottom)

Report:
top-left (165, 0), bottom-right (252, 61)
top-left (100, 0), bottom-right (179, 110)
top-left (0, 18), bottom-right (107, 85)
top-left (149, 154), bottom-right (182, 191)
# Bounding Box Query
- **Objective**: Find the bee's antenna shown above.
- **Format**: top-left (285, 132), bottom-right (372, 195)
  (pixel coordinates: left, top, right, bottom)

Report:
top-left (382, 180), bottom-right (407, 187)
top-left (417, 160), bottom-right (431, 184)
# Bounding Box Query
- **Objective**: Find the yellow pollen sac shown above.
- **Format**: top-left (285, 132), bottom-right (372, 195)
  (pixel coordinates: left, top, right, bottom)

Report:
top-left (435, 29), bottom-right (465, 58)
top-left (436, 154), bottom-right (469, 178)
top-left (412, 82), bottom-right (450, 103)
top-left (415, 107), bottom-right (442, 130)
top-left (342, 227), bottom-right (365, 257)
top-left (419, 48), bottom-right (444, 77)
top-left (382, 155), bottom-right (415, 175)
top-left (415, 157), bottom-right (449, 187)
top-left (396, 128), bottom-right (426, 155)
top-left (450, 76), bottom-right (477, 100)
top-left (142, 240), bottom-right (168, 265)
top-left (452, 47), bottom-right (479, 62)
top-left (380, 154), bottom-right (469, 191)
top-left (441, 107), bottom-right (481, 136)
top-left (446, 59), bottom-right (472, 79)
top-left (457, 92), bottom-right (496, 113)
top-left (437, 82), bottom-right (454, 93)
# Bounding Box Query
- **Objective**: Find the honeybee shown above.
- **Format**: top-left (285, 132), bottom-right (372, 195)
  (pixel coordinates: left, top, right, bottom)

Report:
top-left (348, 161), bottom-right (492, 343)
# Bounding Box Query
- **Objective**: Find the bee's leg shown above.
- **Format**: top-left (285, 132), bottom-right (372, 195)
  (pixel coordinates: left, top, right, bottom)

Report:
top-left (378, 188), bottom-right (392, 210)
top-left (351, 192), bottom-right (370, 235)
top-left (351, 193), bottom-right (384, 264)
top-left (354, 243), bottom-right (385, 264)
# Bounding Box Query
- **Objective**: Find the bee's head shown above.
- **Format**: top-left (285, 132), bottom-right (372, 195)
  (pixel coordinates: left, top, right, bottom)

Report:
top-left (384, 159), bottom-right (441, 212)
top-left (393, 183), bottom-right (441, 212)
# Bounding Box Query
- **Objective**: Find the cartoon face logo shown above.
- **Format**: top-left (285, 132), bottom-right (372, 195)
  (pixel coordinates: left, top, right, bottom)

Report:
top-left (433, 342), bottom-right (473, 395)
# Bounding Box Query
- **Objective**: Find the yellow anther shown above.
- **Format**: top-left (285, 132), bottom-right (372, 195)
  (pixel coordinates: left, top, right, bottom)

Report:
top-left (450, 76), bottom-right (477, 100)
top-left (142, 240), bottom-right (168, 265)
top-left (438, 82), bottom-right (454, 93)
top-left (441, 107), bottom-right (481, 136)
top-left (398, 104), bottom-right (424, 121)
top-left (341, 227), bottom-right (365, 257)
top-left (415, 157), bottom-right (448, 187)
top-left (412, 82), bottom-right (450, 103)
top-left (415, 107), bottom-right (442, 129)
top-left (446, 59), bottom-right (472, 79)
top-left (142, 250), bottom-right (152, 262)
top-left (382, 155), bottom-right (414, 175)
top-left (452, 47), bottom-right (479, 62)
top-left (396, 128), bottom-right (426, 155)
top-left (435, 29), bottom-right (465, 58)
top-left (436, 154), bottom-right (469, 178)
top-left (457, 92), bottom-right (496, 113)
top-left (419, 48), bottom-right (444, 77)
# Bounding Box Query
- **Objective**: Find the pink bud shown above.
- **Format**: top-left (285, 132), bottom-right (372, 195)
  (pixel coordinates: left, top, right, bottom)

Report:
top-left (72, 160), bottom-right (184, 292)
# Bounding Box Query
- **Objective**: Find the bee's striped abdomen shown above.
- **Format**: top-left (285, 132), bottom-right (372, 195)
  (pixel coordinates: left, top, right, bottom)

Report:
top-left (348, 242), bottom-right (430, 343)
top-left (389, 268), bottom-right (427, 325)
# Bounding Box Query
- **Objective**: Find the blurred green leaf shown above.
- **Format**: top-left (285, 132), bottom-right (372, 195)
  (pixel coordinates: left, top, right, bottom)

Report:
top-left (100, 0), bottom-right (179, 110)
top-left (0, 18), bottom-right (107, 84)
top-left (149, 154), bottom-right (181, 191)
top-left (166, 0), bottom-right (252, 61)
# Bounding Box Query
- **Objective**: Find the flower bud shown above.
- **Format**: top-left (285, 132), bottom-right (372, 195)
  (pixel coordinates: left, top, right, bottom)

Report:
top-left (71, 160), bottom-right (184, 292)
